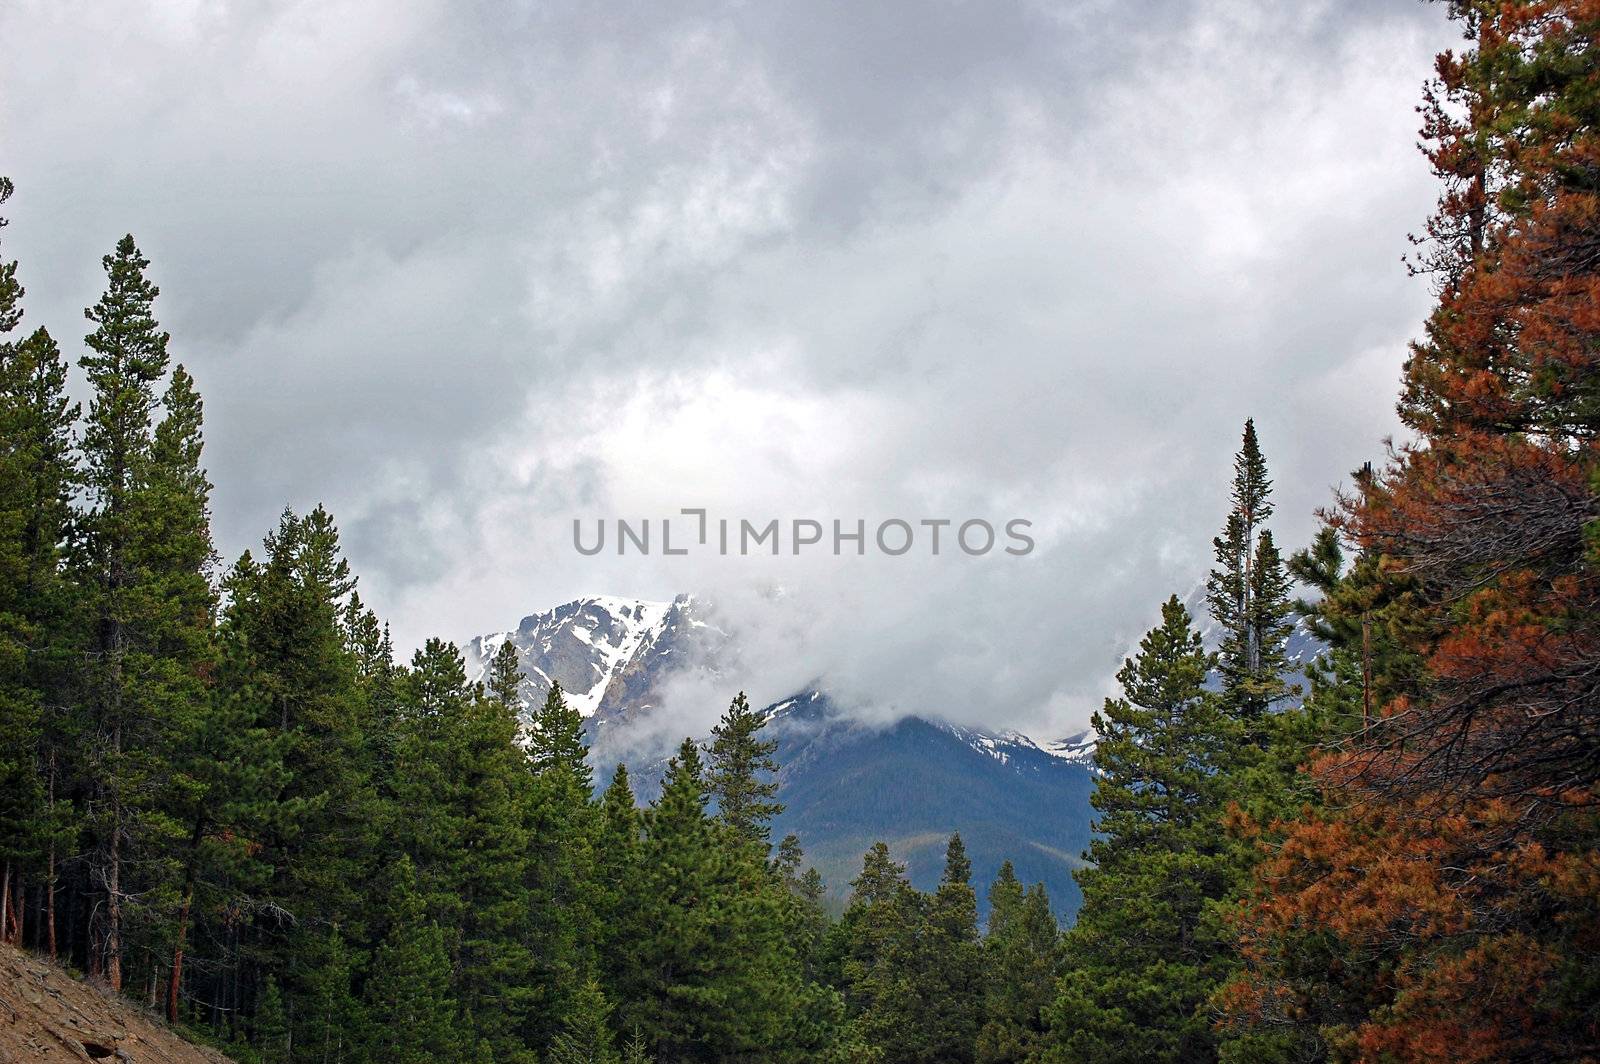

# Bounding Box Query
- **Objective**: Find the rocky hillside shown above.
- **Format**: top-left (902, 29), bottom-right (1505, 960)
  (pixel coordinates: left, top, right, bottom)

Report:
top-left (0, 942), bottom-right (233, 1063)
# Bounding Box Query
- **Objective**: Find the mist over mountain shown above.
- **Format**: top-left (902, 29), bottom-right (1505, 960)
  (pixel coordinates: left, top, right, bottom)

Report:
top-left (466, 593), bottom-right (1100, 916)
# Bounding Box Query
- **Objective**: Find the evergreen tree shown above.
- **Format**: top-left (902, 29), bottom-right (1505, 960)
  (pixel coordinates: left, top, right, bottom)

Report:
top-left (1042, 597), bottom-right (1242, 1064)
top-left (486, 637), bottom-right (524, 712)
top-left (529, 680), bottom-right (590, 783)
top-left (834, 842), bottom-right (933, 1062)
top-left (619, 1031), bottom-right (655, 1064)
top-left (297, 931), bottom-right (362, 1064)
top-left (545, 978), bottom-right (622, 1064)
top-left (75, 235), bottom-right (214, 989)
top-left (0, 178), bottom-right (20, 337)
top-left (252, 976), bottom-right (290, 1064)
top-left (524, 680), bottom-right (599, 1053)
top-left (222, 509), bottom-right (377, 1043)
top-left (137, 362), bottom-right (223, 1012)
top-left (393, 637), bottom-right (539, 1060)
top-left (344, 596), bottom-right (400, 776)
top-left (1206, 419), bottom-right (1296, 723)
top-left (976, 864), bottom-right (1059, 1064)
top-left (0, 323), bottom-right (80, 953)
top-left (620, 738), bottom-right (715, 1050)
top-left (625, 737), bottom-right (804, 1060)
top-left (162, 644), bottom-right (288, 1024)
top-left (593, 763), bottom-right (643, 1007)
top-left (0, 181), bottom-right (77, 949)
top-left (706, 691), bottom-right (783, 850)
top-left (774, 834), bottom-right (829, 980)
top-left (363, 855), bottom-right (462, 1064)
top-left (917, 835), bottom-right (983, 1063)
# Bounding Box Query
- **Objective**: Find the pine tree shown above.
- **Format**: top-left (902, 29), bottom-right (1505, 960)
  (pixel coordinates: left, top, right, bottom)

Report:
top-left (545, 978), bottom-right (622, 1064)
top-left (619, 1031), bottom-right (654, 1064)
top-left (0, 323), bottom-right (80, 953)
top-left (977, 864), bottom-right (1059, 1064)
top-left (1206, 419), bottom-right (1296, 723)
top-left (486, 637), bottom-right (524, 712)
top-left (221, 509), bottom-right (378, 1041)
top-left (619, 738), bottom-right (715, 1050)
top-left (1216, 9), bottom-right (1600, 1056)
top-left (391, 638), bottom-right (539, 1060)
top-left (625, 737), bottom-right (804, 1060)
top-left (0, 182), bottom-right (80, 951)
top-left (162, 646), bottom-right (288, 1024)
top-left (593, 763), bottom-right (643, 1006)
top-left (138, 362), bottom-right (224, 1015)
top-left (363, 855), bottom-right (462, 1064)
top-left (252, 976), bottom-right (290, 1064)
top-left (298, 930), bottom-right (362, 1064)
top-left (0, 178), bottom-right (20, 337)
top-left (706, 691), bottom-right (783, 850)
top-left (75, 235), bottom-right (210, 989)
top-left (529, 680), bottom-right (590, 784)
top-left (917, 834), bottom-right (982, 1063)
top-left (834, 842), bottom-right (931, 1062)
top-left (345, 596), bottom-right (401, 777)
top-left (456, 688), bottom-right (539, 1060)
top-left (524, 680), bottom-right (599, 1053)
top-left (774, 834), bottom-right (829, 980)
top-left (1043, 596), bottom-right (1243, 1064)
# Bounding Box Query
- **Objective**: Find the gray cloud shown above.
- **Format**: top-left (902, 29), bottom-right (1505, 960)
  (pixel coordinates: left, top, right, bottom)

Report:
top-left (2, 0), bottom-right (1448, 738)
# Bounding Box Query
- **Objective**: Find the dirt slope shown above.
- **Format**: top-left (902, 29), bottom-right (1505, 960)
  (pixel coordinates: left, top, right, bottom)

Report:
top-left (0, 944), bottom-right (232, 1063)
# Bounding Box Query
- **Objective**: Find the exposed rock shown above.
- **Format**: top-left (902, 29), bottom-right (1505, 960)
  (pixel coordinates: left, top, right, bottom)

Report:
top-left (0, 943), bottom-right (233, 1063)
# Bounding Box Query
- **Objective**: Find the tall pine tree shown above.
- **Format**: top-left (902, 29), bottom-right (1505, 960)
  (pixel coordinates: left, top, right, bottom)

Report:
top-left (1206, 419), bottom-right (1296, 724)
top-left (976, 863), bottom-right (1059, 1064)
top-left (1043, 596), bottom-right (1242, 1064)
top-left (0, 181), bottom-right (80, 953)
top-left (706, 691), bottom-right (783, 851)
top-left (75, 236), bottom-right (215, 989)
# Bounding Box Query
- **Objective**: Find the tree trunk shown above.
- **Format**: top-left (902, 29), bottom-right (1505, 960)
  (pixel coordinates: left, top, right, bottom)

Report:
top-left (104, 603), bottom-right (125, 992)
top-left (9, 873), bottom-right (22, 943)
top-left (1, 863), bottom-right (11, 945)
top-left (46, 751), bottom-right (57, 960)
top-left (106, 807), bottom-right (122, 991)
top-left (1361, 613), bottom-right (1374, 735)
top-left (167, 840), bottom-right (200, 1024)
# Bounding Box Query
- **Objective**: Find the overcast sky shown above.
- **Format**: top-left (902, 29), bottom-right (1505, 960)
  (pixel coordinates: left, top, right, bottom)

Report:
top-left (2, 0), bottom-right (1453, 739)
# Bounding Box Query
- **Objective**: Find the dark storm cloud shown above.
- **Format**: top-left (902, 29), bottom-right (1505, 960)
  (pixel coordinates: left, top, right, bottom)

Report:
top-left (0, 0), bottom-right (1451, 737)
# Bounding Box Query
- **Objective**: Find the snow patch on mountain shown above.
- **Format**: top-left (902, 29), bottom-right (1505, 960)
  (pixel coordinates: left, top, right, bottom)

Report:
top-left (1040, 729), bottom-right (1098, 766)
top-left (468, 594), bottom-right (1095, 770)
top-left (934, 721), bottom-right (1099, 772)
top-left (465, 595), bottom-right (680, 717)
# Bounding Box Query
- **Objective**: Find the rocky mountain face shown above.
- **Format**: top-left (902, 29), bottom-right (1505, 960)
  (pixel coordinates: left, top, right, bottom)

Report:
top-left (464, 594), bottom-right (727, 727)
top-left (466, 595), bottom-right (1097, 919)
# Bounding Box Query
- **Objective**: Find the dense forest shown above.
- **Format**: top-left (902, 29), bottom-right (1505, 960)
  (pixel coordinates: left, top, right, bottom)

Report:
top-left (2, 1), bottom-right (1598, 1061)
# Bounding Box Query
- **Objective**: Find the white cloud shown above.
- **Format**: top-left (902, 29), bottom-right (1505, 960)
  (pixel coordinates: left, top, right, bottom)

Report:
top-left (0, 0), bottom-right (1449, 739)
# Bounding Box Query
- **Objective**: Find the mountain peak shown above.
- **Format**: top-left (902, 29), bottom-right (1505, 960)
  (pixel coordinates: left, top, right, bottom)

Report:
top-left (465, 594), bottom-right (718, 720)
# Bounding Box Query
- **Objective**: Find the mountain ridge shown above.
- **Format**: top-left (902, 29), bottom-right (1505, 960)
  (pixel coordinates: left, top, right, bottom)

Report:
top-left (465, 594), bottom-right (1099, 917)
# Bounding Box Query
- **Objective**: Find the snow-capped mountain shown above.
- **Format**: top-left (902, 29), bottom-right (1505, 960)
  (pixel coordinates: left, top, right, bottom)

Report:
top-left (464, 594), bottom-right (726, 722)
top-left (466, 594), bottom-right (1091, 760)
top-left (461, 591), bottom-right (1328, 918)
top-left (465, 595), bottom-right (1099, 917)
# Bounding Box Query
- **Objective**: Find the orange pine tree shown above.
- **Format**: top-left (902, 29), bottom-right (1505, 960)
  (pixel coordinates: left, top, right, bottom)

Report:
top-left (1218, 2), bottom-right (1600, 1060)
